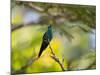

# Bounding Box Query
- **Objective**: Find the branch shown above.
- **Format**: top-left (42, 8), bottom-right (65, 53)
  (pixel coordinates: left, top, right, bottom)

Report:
top-left (49, 44), bottom-right (65, 71)
top-left (85, 59), bottom-right (96, 70)
top-left (11, 24), bottom-right (24, 31)
top-left (11, 50), bottom-right (38, 75)
top-left (11, 2), bottom-right (68, 31)
top-left (11, 23), bottom-right (44, 31)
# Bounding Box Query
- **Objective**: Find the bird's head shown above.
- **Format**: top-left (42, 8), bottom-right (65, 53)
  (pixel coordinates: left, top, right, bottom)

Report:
top-left (48, 25), bottom-right (52, 29)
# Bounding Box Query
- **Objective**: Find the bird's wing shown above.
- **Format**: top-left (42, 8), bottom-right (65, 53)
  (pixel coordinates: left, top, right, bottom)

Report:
top-left (43, 31), bottom-right (51, 42)
top-left (38, 32), bottom-right (49, 57)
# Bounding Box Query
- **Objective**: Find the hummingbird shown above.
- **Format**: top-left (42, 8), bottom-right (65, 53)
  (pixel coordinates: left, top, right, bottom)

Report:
top-left (38, 25), bottom-right (53, 58)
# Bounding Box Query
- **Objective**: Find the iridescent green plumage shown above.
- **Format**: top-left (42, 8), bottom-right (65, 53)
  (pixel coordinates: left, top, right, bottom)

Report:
top-left (38, 25), bottom-right (52, 57)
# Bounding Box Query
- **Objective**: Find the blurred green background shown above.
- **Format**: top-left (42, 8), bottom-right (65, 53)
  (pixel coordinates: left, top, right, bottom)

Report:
top-left (11, 0), bottom-right (96, 74)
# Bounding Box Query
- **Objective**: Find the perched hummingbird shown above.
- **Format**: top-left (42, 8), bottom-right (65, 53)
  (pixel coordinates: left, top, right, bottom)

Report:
top-left (38, 25), bottom-right (53, 57)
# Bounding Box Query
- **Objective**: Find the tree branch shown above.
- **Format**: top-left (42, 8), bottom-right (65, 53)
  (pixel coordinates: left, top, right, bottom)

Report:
top-left (11, 50), bottom-right (38, 75)
top-left (11, 23), bottom-right (44, 31)
top-left (85, 59), bottom-right (96, 70)
top-left (49, 44), bottom-right (65, 71)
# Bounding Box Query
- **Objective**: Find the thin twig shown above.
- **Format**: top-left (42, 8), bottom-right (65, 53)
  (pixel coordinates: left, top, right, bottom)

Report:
top-left (11, 23), bottom-right (43, 31)
top-left (11, 50), bottom-right (38, 75)
top-left (86, 59), bottom-right (96, 70)
top-left (49, 44), bottom-right (55, 56)
top-left (49, 44), bottom-right (65, 71)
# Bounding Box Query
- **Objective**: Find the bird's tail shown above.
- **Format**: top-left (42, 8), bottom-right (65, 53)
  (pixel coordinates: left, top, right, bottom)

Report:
top-left (38, 48), bottom-right (43, 58)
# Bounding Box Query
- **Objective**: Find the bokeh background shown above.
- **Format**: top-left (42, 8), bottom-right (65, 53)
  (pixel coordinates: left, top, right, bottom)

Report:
top-left (11, 0), bottom-right (96, 74)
